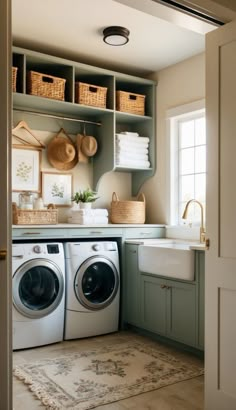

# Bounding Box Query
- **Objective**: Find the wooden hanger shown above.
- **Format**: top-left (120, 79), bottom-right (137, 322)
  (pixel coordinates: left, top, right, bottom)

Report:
top-left (12, 120), bottom-right (45, 148)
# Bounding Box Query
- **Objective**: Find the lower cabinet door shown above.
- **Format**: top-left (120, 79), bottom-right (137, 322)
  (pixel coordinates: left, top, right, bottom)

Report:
top-left (140, 274), bottom-right (167, 335)
top-left (166, 279), bottom-right (197, 347)
top-left (124, 244), bottom-right (141, 327)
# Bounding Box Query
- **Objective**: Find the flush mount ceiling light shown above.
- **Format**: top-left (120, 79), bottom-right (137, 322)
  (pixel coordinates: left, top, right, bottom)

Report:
top-left (103, 26), bottom-right (130, 46)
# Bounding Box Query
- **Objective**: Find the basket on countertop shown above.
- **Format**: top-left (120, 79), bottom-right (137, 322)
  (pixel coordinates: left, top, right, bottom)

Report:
top-left (27, 70), bottom-right (66, 101)
top-left (116, 90), bottom-right (145, 115)
top-left (12, 67), bottom-right (18, 92)
top-left (12, 202), bottom-right (58, 225)
top-left (75, 82), bottom-right (107, 108)
top-left (110, 192), bottom-right (145, 224)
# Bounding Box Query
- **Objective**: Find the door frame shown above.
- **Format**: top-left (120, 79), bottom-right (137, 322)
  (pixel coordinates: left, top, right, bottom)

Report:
top-left (0, 0), bottom-right (12, 409)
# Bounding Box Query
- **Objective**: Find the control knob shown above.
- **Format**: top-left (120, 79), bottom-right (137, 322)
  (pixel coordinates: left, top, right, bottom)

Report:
top-left (33, 245), bottom-right (42, 254)
top-left (92, 244), bottom-right (100, 251)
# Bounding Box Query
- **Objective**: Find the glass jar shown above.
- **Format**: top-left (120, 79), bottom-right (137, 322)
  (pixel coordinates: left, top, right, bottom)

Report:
top-left (19, 191), bottom-right (34, 210)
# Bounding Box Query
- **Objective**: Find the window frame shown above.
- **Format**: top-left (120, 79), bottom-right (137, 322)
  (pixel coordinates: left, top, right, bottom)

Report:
top-left (166, 99), bottom-right (205, 226)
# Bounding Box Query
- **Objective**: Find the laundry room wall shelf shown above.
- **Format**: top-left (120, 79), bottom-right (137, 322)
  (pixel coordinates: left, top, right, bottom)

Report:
top-left (12, 46), bottom-right (156, 195)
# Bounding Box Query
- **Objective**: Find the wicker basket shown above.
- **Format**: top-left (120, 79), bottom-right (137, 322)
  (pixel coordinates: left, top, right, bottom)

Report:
top-left (12, 67), bottom-right (18, 92)
top-left (12, 202), bottom-right (58, 225)
top-left (75, 82), bottom-right (107, 108)
top-left (27, 70), bottom-right (66, 101)
top-left (116, 90), bottom-right (145, 115)
top-left (110, 192), bottom-right (145, 224)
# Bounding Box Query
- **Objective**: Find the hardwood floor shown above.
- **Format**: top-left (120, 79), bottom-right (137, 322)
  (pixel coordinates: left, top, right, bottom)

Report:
top-left (13, 331), bottom-right (204, 410)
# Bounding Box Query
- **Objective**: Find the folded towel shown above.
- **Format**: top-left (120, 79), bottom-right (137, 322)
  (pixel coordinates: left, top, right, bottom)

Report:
top-left (68, 216), bottom-right (109, 224)
top-left (120, 131), bottom-right (139, 137)
top-left (116, 133), bottom-right (150, 144)
top-left (116, 146), bottom-right (149, 155)
top-left (116, 152), bottom-right (149, 161)
top-left (71, 208), bottom-right (108, 217)
top-left (116, 158), bottom-right (151, 168)
top-left (117, 140), bottom-right (149, 150)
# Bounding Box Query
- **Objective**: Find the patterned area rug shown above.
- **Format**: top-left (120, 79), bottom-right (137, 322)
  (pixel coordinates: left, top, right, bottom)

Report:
top-left (13, 337), bottom-right (204, 410)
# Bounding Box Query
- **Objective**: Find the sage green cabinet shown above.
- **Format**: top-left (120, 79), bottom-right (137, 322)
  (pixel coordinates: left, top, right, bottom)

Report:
top-left (140, 274), bottom-right (197, 347)
top-left (124, 244), bottom-right (141, 327)
top-left (124, 243), bottom-right (205, 350)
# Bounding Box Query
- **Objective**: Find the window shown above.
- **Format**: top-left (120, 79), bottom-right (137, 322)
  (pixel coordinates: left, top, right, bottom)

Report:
top-left (168, 101), bottom-right (206, 226)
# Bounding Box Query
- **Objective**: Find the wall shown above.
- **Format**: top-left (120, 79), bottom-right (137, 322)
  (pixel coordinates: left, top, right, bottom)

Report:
top-left (142, 52), bottom-right (205, 224)
top-left (12, 128), bottom-right (131, 222)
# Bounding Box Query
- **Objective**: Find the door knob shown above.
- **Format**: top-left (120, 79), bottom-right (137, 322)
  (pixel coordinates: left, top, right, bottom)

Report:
top-left (0, 249), bottom-right (7, 260)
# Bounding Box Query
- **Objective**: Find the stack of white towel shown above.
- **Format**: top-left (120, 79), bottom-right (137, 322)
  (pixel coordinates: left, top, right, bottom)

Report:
top-left (68, 209), bottom-right (109, 225)
top-left (115, 132), bottom-right (150, 168)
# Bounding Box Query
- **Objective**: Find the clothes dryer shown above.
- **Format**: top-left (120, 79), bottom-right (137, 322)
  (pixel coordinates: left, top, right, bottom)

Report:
top-left (64, 241), bottom-right (120, 340)
top-left (12, 243), bottom-right (65, 350)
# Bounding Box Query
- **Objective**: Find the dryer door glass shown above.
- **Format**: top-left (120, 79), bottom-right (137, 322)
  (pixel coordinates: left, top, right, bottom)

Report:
top-left (75, 257), bottom-right (119, 310)
top-left (13, 259), bottom-right (64, 318)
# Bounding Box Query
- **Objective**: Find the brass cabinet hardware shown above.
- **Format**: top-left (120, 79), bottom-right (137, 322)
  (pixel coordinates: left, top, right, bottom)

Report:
top-left (160, 284), bottom-right (166, 289)
top-left (205, 238), bottom-right (210, 249)
top-left (0, 249), bottom-right (7, 260)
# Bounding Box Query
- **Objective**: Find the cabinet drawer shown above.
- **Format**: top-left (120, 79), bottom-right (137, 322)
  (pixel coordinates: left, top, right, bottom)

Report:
top-left (66, 227), bottom-right (123, 238)
top-left (124, 227), bottom-right (165, 239)
top-left (12, 228), bottom-right (66, 239)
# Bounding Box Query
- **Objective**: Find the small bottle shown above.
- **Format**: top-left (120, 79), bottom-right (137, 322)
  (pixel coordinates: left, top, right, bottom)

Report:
top-left (34, 197), bottom-right (44, 210)
top-left (19, 191), bottom-right (34, 210)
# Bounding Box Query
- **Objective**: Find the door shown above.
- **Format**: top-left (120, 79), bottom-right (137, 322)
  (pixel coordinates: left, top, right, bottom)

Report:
top-left (205, 19), bottom-right (236, 410)
top-left (75, 256), bottom-right (119, 310)
top-left (0, 0), bottom-right (12, 409)
top-left (13, 259), bottom-right (64, 318)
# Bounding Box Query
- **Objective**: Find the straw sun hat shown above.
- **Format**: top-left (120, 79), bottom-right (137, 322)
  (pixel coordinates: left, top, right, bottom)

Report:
top-left (47, 129), bottom-right (78, 170)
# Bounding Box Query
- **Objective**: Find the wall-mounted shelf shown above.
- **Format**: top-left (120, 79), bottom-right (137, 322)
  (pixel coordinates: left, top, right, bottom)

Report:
top-left (12, 46), bottom-right (156, 195)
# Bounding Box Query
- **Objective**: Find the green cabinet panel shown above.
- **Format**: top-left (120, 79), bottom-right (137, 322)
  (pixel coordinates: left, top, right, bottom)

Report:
top-left (123, 226), bottom-right (165, 239)
top-left (140, 274), bottom-right (166, 335)
top-left (124, 244), bottom-right (141, 327)
top-left (166, 280), bottom-right (196, 347)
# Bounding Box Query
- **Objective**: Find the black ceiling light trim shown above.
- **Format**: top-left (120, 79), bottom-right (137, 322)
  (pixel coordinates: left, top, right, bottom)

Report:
top-left (152, 0), bottom-right (224, 26)
top-left (103, 26), bottom-right (130, 46)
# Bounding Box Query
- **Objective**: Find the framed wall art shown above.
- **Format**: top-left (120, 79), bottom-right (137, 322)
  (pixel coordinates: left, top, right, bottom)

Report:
top-left (12, 147), bottom-right (41, 192)
top-left (42, 172), bottom-right (72, 207)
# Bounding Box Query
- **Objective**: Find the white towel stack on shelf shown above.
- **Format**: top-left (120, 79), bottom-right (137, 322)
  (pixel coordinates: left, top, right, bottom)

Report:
top-left (68, 208), bottom-right (109, 224)
top-left (115, 132), bottom-right (150, 168)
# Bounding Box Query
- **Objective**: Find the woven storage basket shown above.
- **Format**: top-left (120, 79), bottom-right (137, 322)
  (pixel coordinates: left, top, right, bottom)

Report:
top-left (12, 203), bottom-right (58, 225)
top-left (110, 192), bottom-right (145, 224)
top-left (75, 82), bottom-right (107, 108)
top-left (27, 70), bottom-right (66, 101)
top-left (116, 90), bottom-right (145, 115)
top-left (12, 67), bottom-right (18, 92)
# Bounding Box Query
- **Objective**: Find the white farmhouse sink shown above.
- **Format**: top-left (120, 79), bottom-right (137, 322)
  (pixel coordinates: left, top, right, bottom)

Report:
top-left (138, 239), bottom-right (196, 281)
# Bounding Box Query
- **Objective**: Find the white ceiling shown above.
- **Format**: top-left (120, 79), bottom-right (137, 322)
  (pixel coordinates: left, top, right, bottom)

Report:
top-left (12, 0), bottom-right (216, 76)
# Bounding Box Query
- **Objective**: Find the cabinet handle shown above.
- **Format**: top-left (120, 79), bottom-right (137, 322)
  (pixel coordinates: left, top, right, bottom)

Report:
top-left (22, 232), bottom-right (40, 235)
top-left (90, 231), bottom-right (103, 234)
top-left (141, 231), bottom-right (151, 235)
top-left (160, 284), bottom-right (166, 289)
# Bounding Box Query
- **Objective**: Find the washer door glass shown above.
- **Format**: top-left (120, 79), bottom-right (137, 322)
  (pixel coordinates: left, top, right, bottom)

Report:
top-left (13, 259), bottom-right (64, 319)
top-left (75, 256), bottom-right (119, 310)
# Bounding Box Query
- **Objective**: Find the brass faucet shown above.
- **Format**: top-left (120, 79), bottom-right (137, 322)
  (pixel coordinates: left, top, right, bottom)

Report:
top-left (182, 199), bottom-right (206, 244)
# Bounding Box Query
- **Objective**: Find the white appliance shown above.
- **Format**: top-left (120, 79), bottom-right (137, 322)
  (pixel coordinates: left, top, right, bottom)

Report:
top-left (12, 243), bottom-right (65, 350)
top-left (64, 241), bottom-right (120, 340)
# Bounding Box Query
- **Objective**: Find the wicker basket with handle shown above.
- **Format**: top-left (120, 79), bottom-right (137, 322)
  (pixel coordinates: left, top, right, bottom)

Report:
top-left (110, 192), bottom-right (145, 224)
top-left (116, 90), bottom-right (145, 115)
top-left (27, 70), bottom-right (66, 101)
top-left (75, 82), bottom-right (107, 108)
top-left (12, 202), bottom-right (58, 225)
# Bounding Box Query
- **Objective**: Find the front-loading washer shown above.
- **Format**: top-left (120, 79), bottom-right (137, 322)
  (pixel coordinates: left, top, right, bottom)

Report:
top-left (12, 242), bottom-right (65, 350)
top-left (64, 241), bottom-right (120, 340)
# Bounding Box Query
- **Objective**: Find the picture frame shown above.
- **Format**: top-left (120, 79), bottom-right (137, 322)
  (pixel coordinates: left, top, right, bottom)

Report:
top-left (12, 147), bottom-right (41, 192)
top-left (42, 172), bottom-right (72, 207)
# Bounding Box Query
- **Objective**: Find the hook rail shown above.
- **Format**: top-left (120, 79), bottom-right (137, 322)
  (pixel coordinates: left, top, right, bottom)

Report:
top-left (13, 109), bottom-right (101, 126)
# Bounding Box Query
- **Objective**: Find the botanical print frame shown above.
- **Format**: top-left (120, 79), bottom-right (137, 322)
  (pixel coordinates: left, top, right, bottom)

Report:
top-left (12, 147), bottom-right (41, 192)
top-left (42, 172), bottom-right (72, 207)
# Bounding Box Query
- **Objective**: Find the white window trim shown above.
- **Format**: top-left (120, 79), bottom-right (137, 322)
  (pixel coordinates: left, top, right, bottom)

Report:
top-left (166, 99), bottom-right (205, 226)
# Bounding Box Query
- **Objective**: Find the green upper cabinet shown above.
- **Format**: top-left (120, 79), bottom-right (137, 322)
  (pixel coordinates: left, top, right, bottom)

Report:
top-left (12, 46), bottom-right (156, 195)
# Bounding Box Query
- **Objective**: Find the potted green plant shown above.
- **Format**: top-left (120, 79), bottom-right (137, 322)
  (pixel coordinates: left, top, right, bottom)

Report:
top-left (71, 188), bottom-right (99, 209)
